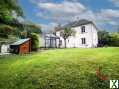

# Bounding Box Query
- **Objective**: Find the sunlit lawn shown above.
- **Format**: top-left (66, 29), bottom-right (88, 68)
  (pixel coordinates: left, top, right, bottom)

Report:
top-left (0, 47), bottom-right (119, 89)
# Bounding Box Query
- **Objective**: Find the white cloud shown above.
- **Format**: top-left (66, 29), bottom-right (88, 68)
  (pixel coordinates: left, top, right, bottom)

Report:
top-left (36, 1), bottom-right (119, 24)
top-left (100, 9), bottom-right (119, 18)
top-left (95, 9), bottom-right (119, 26)
top-left (110, 0), bottom-right (119, 7)
top-left (38, 1), bottom-right (86, 14)
top-left (41, 22), bottom-right (58, 33)
top-left (39, 8), bottom-right (119, 31)
top-left (35, 1), bottom-right (87, 24)
top-left (30, 0), bottom-right (119, 31)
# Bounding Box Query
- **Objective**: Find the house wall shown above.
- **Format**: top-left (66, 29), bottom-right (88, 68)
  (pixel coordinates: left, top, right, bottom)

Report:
top-left (56, 23), bottom-right (98, 48)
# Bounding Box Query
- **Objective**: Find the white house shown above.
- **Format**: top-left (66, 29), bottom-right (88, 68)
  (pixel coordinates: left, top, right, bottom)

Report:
top-left (41, 19), bottom-right (98, 48)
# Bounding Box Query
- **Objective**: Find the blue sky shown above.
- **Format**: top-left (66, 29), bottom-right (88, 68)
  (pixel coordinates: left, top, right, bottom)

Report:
top-left (18, 0), bottom-right (119, 32)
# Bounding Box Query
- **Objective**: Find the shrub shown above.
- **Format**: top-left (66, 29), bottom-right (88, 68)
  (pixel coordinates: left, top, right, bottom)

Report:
top-left (0, 24), bottom-right (13, 35)
top-left (98, 30), bottom-right (110, 47)
top-left (0, 33), bottom-right (8, 38)
top-left (30, 33), bottom-right (39, 51)
top-left (98, 31), bottom-right (119, 47)
top-left (20, 31), bottom-right (27, 39)
top-left (108, 33), bottom-right (119, 47)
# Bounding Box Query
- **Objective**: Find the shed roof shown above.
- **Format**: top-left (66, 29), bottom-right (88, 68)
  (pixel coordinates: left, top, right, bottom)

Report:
top-left (11, 38), bottom-right (30, 46)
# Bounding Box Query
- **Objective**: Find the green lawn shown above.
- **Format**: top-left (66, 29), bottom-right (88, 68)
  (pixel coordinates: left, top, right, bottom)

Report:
top-left (0, 47), bottom-right (119, 89)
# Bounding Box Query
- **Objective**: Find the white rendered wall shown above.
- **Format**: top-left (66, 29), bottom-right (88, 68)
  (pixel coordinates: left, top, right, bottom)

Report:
top-left (56, 23), bottom-right (98, 48)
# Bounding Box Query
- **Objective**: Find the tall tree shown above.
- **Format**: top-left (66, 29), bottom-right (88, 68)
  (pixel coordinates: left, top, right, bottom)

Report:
top-left (0, 0), bottom-right (23, 22)
top-left (98, 30), bottom-right (110, 46)
top-left (60, 27), bottom-right (75, 48)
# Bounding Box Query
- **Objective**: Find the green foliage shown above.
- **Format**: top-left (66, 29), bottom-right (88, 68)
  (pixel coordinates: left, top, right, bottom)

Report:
top-left (61, 27), bottom-right (74, 40)
top-left (0, 48), bottom-right (119, 89)
top-left (30, 33), bottom-right (39, 51)
top-left (98, 30), bottom-right (119, 47)
top-left (0, 24), bottom-right (13, 38)
top-left (98, 30), bottom-right (110, 46)
top-left (0, 0), bottom-right (42, 40)
top-left (0, 0), bottom-right (23, 18)
top-left (108, 33), bottom-right (119, 46)
top-left (0, 9), bottom-right (13, 22)
top-left (0, 24), bottom-right (13, 34)
top-left (0, 0), bottom-right (24, 39)
top-left (60, 27), bottom-right (75, 48)
top-left (19, 31), bottom-right (27, 39)
top-left (25, 23), bottom-right (42, 36)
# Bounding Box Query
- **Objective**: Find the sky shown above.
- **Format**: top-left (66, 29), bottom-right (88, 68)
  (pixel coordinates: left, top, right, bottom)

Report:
top-left (18, 0), bottom-right (119, 32)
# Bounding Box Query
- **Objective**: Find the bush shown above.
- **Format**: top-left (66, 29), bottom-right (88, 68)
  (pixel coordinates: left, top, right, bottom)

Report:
top-left (30, 33), bottom-right (39, 51)
top-left (98, 31), bottom-right (119, 47)
top-left (20, 31), bottom-right (27, 39)
top-left (0, 24), bottom-right (13, 35)
top-left (0, 33), bottom-right (8, 38)
top-left (108, 33), bottom-right (119, 47)
top-left (98, 30), bottom-right (110, 47)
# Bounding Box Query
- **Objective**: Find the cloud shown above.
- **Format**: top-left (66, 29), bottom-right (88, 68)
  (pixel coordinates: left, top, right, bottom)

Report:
top-left (110, 0), bottom-right (119, 7)
top-left (35, 1), bottom-right (87, 24)
top-left (38, 1), bottom-right (86, 14)
top-left (96, 9), bottom-right (119, 26)
top-left (35, 1), bottom-right (119, 23)
top-left (99, 9), bottom-right (119, 18)
top-left (40, 22), bottom-right (58, 33)
top-left (30, 0), bottom-right (52, 3)
top-left (30, 0), bottom-right (119, 31)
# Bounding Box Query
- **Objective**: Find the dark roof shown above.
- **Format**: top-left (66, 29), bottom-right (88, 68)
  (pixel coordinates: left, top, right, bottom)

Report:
top-left (11, 38), bottom-right (30, 46)
top-left (62, 19), bottom-right (93, 28)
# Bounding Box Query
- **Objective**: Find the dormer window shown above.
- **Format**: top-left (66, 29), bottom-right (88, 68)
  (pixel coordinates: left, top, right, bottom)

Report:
top-left (81, 26), bottom-right (85, 33)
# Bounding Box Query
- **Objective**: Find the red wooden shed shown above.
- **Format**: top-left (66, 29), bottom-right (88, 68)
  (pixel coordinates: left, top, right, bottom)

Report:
top-left (10, 38), bottom-right (31, 54)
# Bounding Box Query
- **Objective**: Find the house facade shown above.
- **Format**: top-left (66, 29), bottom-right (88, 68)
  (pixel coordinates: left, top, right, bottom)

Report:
top-left (41, 19), bottom-right (98, 48)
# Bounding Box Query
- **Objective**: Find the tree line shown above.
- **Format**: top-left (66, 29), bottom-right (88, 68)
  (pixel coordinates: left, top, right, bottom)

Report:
top-left (98, 30), bottom-right (119, 47)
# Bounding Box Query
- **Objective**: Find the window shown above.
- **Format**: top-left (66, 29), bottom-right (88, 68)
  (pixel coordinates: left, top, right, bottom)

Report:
top-left (81, 38), bottom-right (86, 44)
top-left (81, 26), bottom-right (85, 33)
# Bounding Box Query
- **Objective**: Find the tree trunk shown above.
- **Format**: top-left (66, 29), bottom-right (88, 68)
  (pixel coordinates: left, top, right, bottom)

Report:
top-left (64, 39), bottom-right (66, 48)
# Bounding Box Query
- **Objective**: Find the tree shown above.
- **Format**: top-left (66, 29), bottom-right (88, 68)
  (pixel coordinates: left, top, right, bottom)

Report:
top-left (98, 30), bottom-right (119, 47)
top-left (0, 0), bottom-right (23, 23)
top-left (23, 22), bottom-right (42, 36)
top-left (30, 33), bottom-right (39, 51)
top-left (0, 24), bottom-right (13, 38)
top-left (108, 33), bottom-right (119, 47)
top-left (60, 27), bottom-right (75, 48)
top-left (98, 30), bottom-right (110, 47)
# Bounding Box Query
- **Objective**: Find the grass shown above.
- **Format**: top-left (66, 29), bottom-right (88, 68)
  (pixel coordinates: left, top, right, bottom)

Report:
top-left (0, 47), bottom-right (119, 89)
